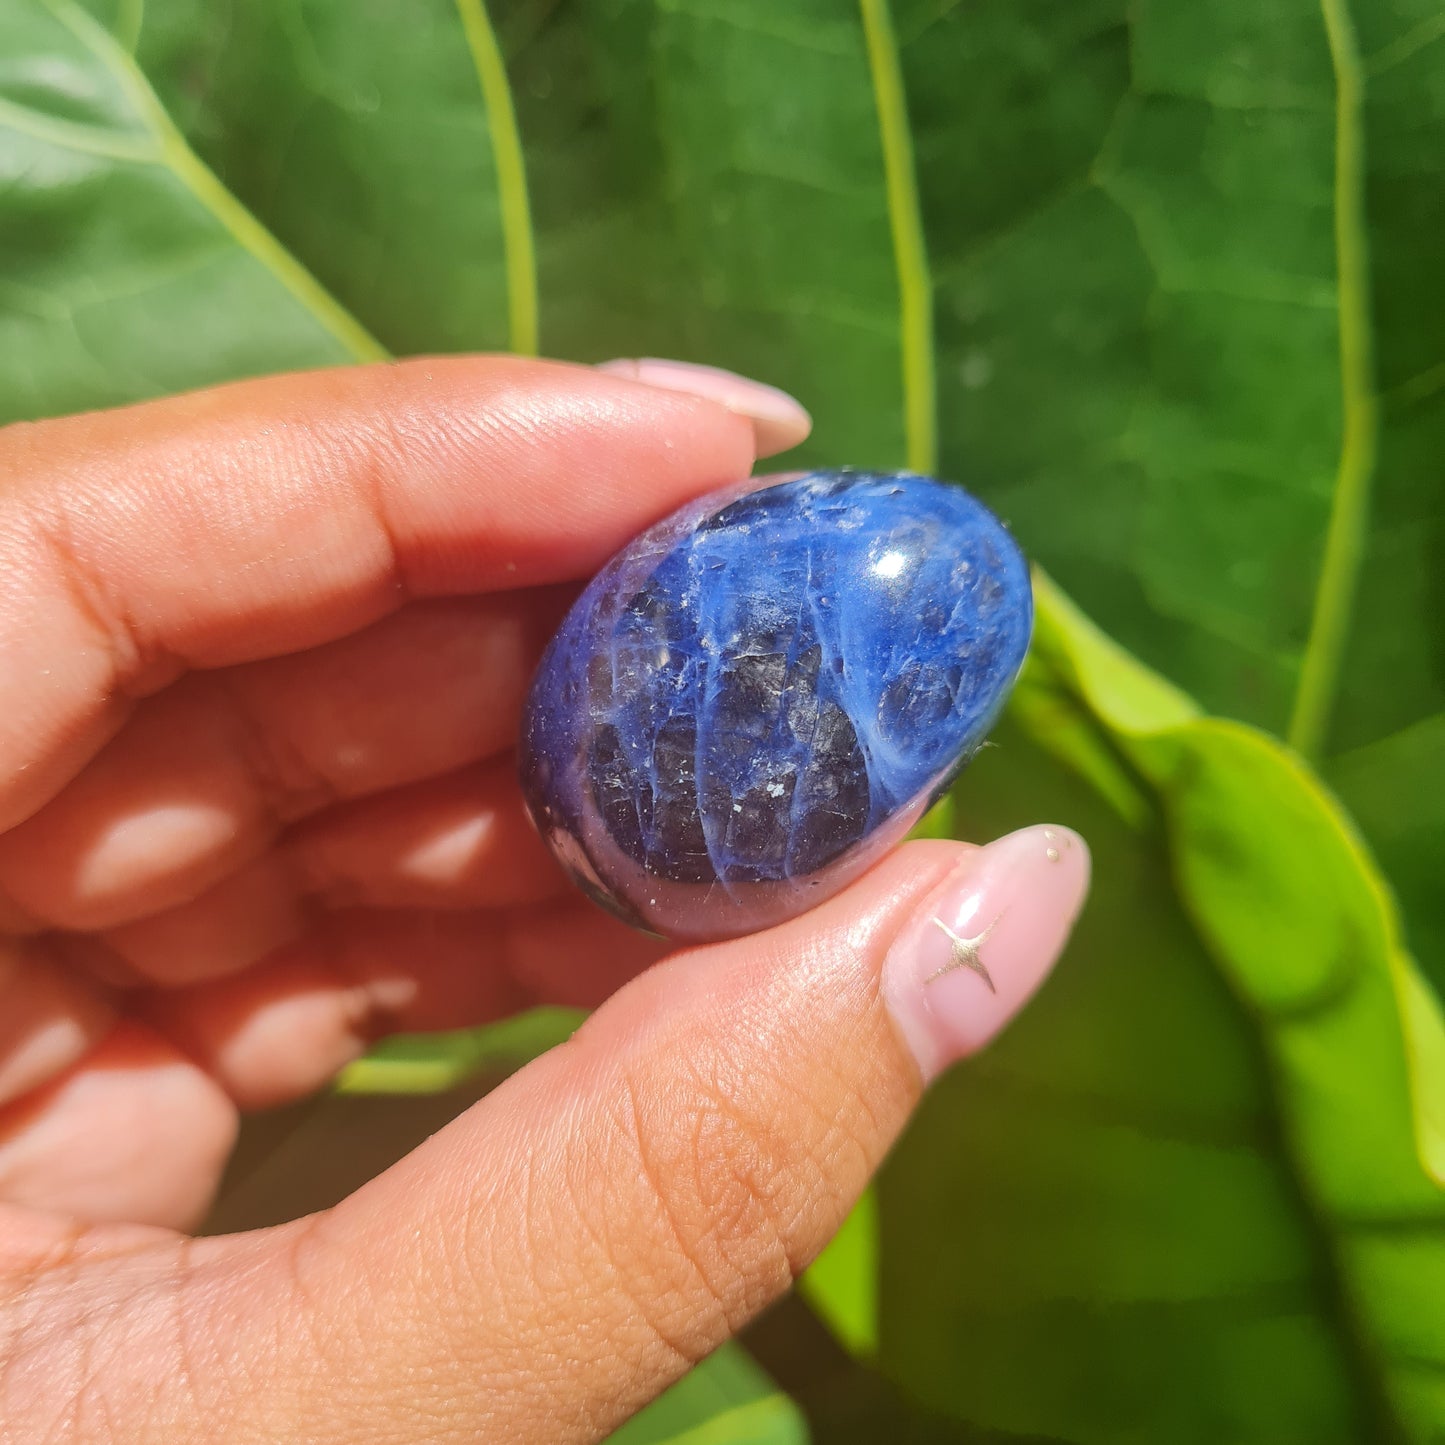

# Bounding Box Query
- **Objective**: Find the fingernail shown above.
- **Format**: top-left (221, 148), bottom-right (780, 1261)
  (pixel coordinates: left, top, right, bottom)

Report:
top-left (597, 358), bottom-right (812, 454)
top-left (882, 826), bottom-right (1090, 1082)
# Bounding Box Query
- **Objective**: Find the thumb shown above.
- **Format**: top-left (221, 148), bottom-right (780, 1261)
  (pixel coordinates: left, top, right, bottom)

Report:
top-left (98, 827), bottom-right (1087, 1442)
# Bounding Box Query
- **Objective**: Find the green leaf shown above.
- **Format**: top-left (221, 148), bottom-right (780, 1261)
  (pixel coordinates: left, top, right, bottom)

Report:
top-left (978, 575), bottom-right (1445, 1438)
top-left (892, 0), bottom-right (1445, 992)
top-left (793, 791), bottom-right (968, 1364)
top-left (798, 1189), bottom-right (880, 1361)
top-left (1030, 573), bottom-right (1444, 1181)
top-left (606, 1344), bottom-right (808, 1445)
top-left (118, 0), bottom-right (534, 355)
top-left (510, 0), bottom-right (913, 469)
top-left (0, 0), bottom-right (382, 424)
top-left (336, 1007), bottom-right (584, 1095)
top-left (880, 678), bottom-right (1439, 1440)
top-left (1330, 713), bottom-right (1445, 986)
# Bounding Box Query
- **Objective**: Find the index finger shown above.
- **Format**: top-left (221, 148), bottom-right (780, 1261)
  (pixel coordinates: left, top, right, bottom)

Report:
top-left (0, 356), bottom-right (775, 830)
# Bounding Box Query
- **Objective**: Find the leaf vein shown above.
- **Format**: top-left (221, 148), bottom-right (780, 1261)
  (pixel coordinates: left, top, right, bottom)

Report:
top-left (1287, 0), bottom-right (1379, 760)
top-left (1365, 10), bottom-right (1445, 78)
top-left (655, 0), bottom-right (856, 58)
top-left (0, 94), bottom-right (157, 163)
top-left (454, 0), bottom-right (539, 354)
top-left (40, 0), bottom-right (387, 364)
top-left (859, 0), bottom-right (935, 473)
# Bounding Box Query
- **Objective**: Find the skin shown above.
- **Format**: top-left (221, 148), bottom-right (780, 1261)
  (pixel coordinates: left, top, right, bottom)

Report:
top-left (0, 357), bottom-right (1060, 1442)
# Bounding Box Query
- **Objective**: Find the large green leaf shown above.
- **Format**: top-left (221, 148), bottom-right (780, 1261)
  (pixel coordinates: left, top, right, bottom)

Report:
top-left (893, 0), bottom-right (1445, 990)
top-left (886, 729), bottom-right (1375, 1443)
top-left (879, 583), bottom-right (1445, 1441)
top-left (3, 1), bottom-right (1443, 1441)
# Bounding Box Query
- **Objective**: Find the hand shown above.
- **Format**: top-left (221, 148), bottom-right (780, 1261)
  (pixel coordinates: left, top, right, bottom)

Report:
top-left (0, 357), bottom-right (1088, 1441)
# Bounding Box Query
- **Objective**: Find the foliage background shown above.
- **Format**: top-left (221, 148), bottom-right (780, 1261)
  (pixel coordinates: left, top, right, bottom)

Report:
top-left (2, 0), bottom-right (1444, 1439)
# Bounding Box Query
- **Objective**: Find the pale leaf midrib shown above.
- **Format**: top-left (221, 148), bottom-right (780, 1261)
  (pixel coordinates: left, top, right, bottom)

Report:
top-left (1288, 0), bottom-right (1378, 761)
top-left (859, 0), bottom-right (936, 475)
top-left (454, 0), bottom-right (539, 355)
top-left (115, 0), bottom-right (144, 54)
top-left (43, 0), bottom-right (387, 365)
top-left (0, 91), bottom-right (156, 162)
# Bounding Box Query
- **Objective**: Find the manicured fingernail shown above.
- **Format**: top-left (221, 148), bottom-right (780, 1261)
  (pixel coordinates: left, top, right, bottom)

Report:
top-left (597, 358), bottom-right (812, 454)
top-left (882, 826), bottom-right (1090, 1082)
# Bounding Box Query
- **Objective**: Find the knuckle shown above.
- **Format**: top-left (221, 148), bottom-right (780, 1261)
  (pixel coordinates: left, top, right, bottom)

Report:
top-left (0, 1239), bottom-right (211, 1444)
top-left (601, 1049), bottom-right (859, 1346)
top-left (211, 672), bottom-right (342, 829)
top-left (21, 500), bottom-right (158, 699)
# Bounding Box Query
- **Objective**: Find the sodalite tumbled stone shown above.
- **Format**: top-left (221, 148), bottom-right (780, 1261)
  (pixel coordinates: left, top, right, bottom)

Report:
top-left (519, 469), bottom-right (1031, 941)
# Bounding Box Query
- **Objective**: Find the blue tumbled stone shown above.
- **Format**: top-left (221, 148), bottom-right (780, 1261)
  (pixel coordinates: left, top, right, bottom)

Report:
top-left (519, 469), bottom-right (1032, 941)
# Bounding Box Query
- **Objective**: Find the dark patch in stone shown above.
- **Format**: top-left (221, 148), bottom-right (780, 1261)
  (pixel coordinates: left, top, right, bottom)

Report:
top-left (789, 703), bottom-right (870, 876)
top-left (717, 651), bottom-right (789, 738)
top-left (647, 716), bottom-right (712, 883)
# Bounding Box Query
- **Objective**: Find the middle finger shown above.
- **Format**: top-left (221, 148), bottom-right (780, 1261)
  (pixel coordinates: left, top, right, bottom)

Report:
top-left (0, 593), bottom-right (565, 931)
top-left (99, 756), bottom-right (566, 986)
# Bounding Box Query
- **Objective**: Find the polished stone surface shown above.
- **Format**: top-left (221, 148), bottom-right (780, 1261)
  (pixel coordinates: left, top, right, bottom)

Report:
top-left (519, 469), bottom-right (1032, 941)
